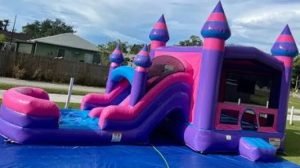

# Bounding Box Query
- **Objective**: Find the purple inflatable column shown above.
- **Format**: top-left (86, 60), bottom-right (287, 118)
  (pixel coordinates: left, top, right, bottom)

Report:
top-left (271, 25), bottom-right (299, 133)
top-left (194, 2), bottom-right (231, 129)
top-left (105, 44), bottom-right (124, 93)
top-left (149, 15), bottom-right (169, 57)
top-left (129, 45), bottom-right (152, 106)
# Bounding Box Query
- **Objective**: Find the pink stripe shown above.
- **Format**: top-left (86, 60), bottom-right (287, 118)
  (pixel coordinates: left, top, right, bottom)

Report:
top-left (150, 40), bottom-right (166, 50)
top-left (154, 22), bottom-right (167, 29)
top-left (138, 50), bottom-right (148, 56)
top-left (203, 38), bottom-right (225, 51)
top-left (113, 50), bottom-right (122, 54)
top-left (110, 62), bottom-right (118, 68)
top-left (136, 67), bottom-right (147, 72)
top-left (207, 13), bottom-right (226, 21)
top-left (276, 35), bottom-right (295, 42)
top-left (275, 56), bottom-right (293, 67)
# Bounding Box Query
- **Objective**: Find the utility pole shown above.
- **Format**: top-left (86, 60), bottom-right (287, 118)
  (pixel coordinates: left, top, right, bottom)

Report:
top-left (295, 75), bottom-right (299, 93)
top-left (9, 15), bottom-right (17, 44)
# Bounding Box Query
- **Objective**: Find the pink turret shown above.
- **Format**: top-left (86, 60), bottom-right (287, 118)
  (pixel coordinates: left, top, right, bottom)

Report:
top-left (271, 25), bottom-right (299, 132)
top-left (149, 15), bottom-right (169, 52)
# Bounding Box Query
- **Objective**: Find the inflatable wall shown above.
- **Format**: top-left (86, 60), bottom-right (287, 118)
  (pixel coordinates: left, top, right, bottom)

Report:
top-left (0, 2), bottom-right (298, 162)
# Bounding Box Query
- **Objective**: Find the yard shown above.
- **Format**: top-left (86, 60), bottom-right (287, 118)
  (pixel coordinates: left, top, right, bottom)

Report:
top-left (0, 83), bottom-right (88, 95)
top-left (289, 95), bottom-right (300, 109)
top-left (284, 121), bottom-right (300, 164)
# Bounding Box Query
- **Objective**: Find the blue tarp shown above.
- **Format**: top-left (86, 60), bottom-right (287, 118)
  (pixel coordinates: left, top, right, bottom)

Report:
top-left (0, 136), bottom-right (299, 168)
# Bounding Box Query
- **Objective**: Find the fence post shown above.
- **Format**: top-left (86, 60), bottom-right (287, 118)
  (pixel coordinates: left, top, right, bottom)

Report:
top-left (65, 77), bottom-right (74, 109)
top-left (289, 106), bottom-right (294, 125)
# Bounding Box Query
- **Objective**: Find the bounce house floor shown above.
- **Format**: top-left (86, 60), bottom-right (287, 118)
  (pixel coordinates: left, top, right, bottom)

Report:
top-left (0, 136), bottom-right (299, 168)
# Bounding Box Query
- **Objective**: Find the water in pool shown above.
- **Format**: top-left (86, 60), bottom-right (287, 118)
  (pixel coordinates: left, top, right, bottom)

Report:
top-left (59, 109), bottom-right (99, 130)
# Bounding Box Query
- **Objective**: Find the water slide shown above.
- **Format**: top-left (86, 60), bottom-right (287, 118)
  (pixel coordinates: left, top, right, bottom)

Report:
top-left (96, 71), bottom-right (193, 141)
top-left (0, 53), bottom-right (193, 144)
top-left (80, 66), bottom-right (133, 110)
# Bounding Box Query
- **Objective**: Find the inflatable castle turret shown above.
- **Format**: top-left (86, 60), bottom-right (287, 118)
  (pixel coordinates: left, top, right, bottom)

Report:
top-left (105, 44), bottom-right (124, 93)
top-left (130, 45), bottom-right (152, 106)
top-left (149, 15), bottom-right (169, 52)
top-left (194, 1), bottom-right (231, 129)
top-left (271, 25), bottom-right (299, 132)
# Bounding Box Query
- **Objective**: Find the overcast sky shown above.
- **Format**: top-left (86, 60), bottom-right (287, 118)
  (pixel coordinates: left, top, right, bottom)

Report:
top-left (1, 0), bottom-right (299, 52)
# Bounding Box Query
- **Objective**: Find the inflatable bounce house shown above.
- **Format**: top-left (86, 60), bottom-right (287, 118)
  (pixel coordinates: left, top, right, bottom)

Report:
top-left (0, 2), bottom-right (298, 162)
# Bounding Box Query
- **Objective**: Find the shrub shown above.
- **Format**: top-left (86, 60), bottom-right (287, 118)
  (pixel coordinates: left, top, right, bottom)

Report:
top-left (12, 64), bottom-right (26, 79)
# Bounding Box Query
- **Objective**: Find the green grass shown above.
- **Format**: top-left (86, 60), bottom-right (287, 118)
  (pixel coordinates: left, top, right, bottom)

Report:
top-left (289, 96), bottom-right (300, 109)
top-left (284, 121), bottom-right (300, 164)
top-left (0, 83), bottom-right (89, 95)
top-left (56, 102), bottom-right (80, 109)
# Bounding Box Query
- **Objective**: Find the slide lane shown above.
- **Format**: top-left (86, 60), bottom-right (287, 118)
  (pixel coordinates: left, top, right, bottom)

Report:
top-left (99, 72), bottom-right (193, 141)
top-left (81, 80), bottom-right (130, 110)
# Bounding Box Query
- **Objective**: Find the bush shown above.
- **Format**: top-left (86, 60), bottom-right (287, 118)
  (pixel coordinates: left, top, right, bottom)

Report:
top-left (12, 64), bottom-right (26, 79)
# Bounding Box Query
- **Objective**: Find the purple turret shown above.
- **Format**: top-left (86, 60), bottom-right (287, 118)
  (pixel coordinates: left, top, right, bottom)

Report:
top-left (149, 15), bottom-right (169, 51)
top-left (271, 25), bottom-right (299, 132)
top-left (194, 1), bottom-right (231, 129)
top-left (105, 44), bottom-right (124, 93)
top-left (130, 45), bottom-right (152, 106)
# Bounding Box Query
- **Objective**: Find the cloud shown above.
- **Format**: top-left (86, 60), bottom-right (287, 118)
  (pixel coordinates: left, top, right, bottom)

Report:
top-left (229, 3), bottom-right (300, 51)
top-left (1, 0), bottom-right (300, 52)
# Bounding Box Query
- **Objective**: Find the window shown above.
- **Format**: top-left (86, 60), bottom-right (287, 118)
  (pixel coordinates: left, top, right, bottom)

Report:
top-left (223, 72), bottom-right (271, 106)
top-left (57, 49), bottom-right (65, 58)
top-left (220, 109), bottom-right (239, 125)
top-left (147, 56), bottom-right (186, 91)
top-left (241, 109), bottom-right (257, 131)
top-left (220, 60), bottom-right (281, 108)
top-left (259, 113), bottom-right (274, 127)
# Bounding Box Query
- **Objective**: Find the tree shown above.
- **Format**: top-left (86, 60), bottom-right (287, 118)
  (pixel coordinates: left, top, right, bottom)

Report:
top-left (98, 40), bottom-right (129, 66)
top-left (178, 35), bottom-right (202, 46)
top-left (128, 44), bottom-right (144, 54)
top-left (0, 19), bottom-right (9, 31)
top-left (22, 18), bottom-right (74, 39)
top-left (0, 34), bottom-right (6, 43)
top-left (98, 40), bottom-right (145, 66)
top-left (292, 56), bottom-right (300, 91)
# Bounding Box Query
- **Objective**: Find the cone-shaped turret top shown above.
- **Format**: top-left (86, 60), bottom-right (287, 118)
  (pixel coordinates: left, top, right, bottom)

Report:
top-left (271, 25), bottom-right (299, 57)
top-left (149, 15), bottom-right (170, 42)
top-left (109, 43), bottom-right (124, 64)
top-left (134, 45), bottom-right (152, 68)
top-left (201, 1), bottom-right (231, 40)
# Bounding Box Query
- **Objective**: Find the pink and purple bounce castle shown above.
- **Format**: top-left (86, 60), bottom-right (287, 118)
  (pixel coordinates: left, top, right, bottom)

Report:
top-left (0, 2), bottom-right (298, 162)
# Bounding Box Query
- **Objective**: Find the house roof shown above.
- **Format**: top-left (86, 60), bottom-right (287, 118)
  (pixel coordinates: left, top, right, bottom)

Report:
top-left (30, 33), bottom-right (98, 52)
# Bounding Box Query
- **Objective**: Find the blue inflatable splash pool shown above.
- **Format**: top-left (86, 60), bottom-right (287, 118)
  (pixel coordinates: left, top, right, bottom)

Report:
top-left (59, 109), bottom-right (99, 130)
top-left (0, 135), bottom-right (299, 168)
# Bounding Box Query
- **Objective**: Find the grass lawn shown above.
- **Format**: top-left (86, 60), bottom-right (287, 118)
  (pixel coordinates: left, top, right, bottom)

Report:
top-left (289, 95), bottom-right (300, 109)
top-left (0, 98), bottom-right (80, 109)
top-left (284, 121), bottom-right (300, 164)
top-left (0, 83), bottom-right (89, 96)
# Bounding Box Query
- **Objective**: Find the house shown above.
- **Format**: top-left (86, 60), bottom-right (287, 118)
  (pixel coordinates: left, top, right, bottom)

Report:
top-left (16, 33), bottom-right (100, 64)
top-left (0, 30), bottom-right (31, 51)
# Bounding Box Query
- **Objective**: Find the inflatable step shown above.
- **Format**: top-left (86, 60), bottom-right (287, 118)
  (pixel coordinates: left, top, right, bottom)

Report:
top-left (239, 137), bottom-right (276, 162)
